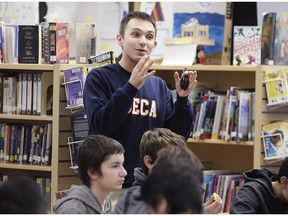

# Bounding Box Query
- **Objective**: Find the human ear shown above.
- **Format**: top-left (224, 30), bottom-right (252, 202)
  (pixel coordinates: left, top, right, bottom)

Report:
top-left (280, 176), bottom-right (288, 189)
top-left (143, 155), bottom-right (153, 171)
top-left (117, 34), bottom-right (124, 48)
top-left (156, 196), bottom-right (169, 214)
top-left (87, 168), bottom-right (98, 180)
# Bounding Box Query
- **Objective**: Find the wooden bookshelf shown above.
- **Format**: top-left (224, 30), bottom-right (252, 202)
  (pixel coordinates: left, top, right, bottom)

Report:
top-left (1, 63), bottom-right (276, 212)
top-left (151, 64), bottom-right (263, 173)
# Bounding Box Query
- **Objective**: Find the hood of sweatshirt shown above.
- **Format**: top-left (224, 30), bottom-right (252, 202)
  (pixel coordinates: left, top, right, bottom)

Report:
top-left (244, 168), bottom-right (278, 186)
top-left (132, 167), bottom-right (147, 186)
top-left (53, 185), bottom-right (103, 214)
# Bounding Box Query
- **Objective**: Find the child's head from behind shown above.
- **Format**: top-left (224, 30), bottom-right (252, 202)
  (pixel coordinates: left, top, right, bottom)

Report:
top-left (77, 135), bottom-right (126, 189)
top-left (139, 128), bottom-right (186, 175)
top-left (141, 163), bottom-right (203, 214)
top-left (0, 176), bottom-right (45, 214)
top-left (155, 145), bottom-right (204, 184)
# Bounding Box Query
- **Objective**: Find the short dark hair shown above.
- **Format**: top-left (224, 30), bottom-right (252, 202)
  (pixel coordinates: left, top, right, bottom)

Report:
top-left (119, 11), bottom-right (157, 37)
top-left (141, 163), bottom-right (203, 214)
top-left (139, 128), bottom-right (186, 175)
top-left (278, 157), bottom-right (288, 182)
top-left (0, 176), bottom-right (45, 213)
top-left (155, 146), bottom-right (204, 184)
top-left (77, 135), bottom-right (125, 187)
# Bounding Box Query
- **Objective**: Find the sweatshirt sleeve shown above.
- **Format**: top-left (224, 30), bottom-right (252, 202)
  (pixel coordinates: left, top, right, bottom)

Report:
top-left (83, 69), bottom-right (138, 135)
top-left (164, 93), bottom-right (194, 140)
top-left (229, 184), bottom-right (260, 214)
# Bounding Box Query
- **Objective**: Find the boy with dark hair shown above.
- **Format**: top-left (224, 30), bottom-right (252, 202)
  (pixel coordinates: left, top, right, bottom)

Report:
top-left (0, 176), bottom-right (45, 214)
top-left (141, 163), bottom-right (203, 214)
top-left (114, 128), bottom-right (223, 214)
top-left (83, 10), bottom-right (197, 188)
top-left (230, 157), bottom-right (288, 213)
top-left (53, 135), bottom-right (127, 214)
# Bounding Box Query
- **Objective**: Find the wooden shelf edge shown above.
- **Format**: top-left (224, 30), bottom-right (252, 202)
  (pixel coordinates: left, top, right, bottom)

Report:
top-left (0, 114), bottom-right (53, 121)
top-left (151, 64), bottom-right (258, 72)
top-left (0, 163), bottom-right (52, 172)
top-left (187, 138), bottom-right (254, 146)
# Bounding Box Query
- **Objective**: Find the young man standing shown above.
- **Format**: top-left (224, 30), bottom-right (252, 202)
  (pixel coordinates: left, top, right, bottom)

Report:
top-left (83, 11), bottom-right (197, 188)
top-left (53, 135), bottom-right (127, 214)
top-left (230, 157), bottom-right (288, 213)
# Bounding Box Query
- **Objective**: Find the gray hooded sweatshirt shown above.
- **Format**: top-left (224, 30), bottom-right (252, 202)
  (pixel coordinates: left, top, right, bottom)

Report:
top-left (114, 167), bottom-right (148, 214)
top-left (53, 185), bottom-right (111, 214)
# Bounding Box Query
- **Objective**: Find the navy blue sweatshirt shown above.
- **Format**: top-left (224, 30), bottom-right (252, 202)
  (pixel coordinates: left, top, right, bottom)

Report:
top-left (83, 63), bottom-right (193, 186)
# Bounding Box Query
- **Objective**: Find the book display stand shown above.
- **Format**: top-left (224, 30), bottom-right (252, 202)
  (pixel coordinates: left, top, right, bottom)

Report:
top-left (67, 136), bottom-right (82, 172)
top-left (261, 132), bottom-right (287, 163)
top-left (63, 78), bottom-right (85, 113)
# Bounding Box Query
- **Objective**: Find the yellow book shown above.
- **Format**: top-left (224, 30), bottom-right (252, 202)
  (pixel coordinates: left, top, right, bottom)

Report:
top-left (264, 68), bottom-right (288, 105)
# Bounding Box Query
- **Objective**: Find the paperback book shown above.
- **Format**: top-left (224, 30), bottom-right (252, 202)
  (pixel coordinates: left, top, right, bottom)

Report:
top-left (64, 67), bottom-right (88, 108)
top-left (264, 67), bottom-right (288, 106)
top-left (233, 26), bottom-right (261, 65)
top-left (262, 121), bottom-right (288, 161)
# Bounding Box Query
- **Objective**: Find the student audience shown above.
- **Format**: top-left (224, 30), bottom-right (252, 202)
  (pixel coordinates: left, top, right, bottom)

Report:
top-left (114, 128), bottom-right (223, 214)
top-left (53, 135), bottom-right (127, 214)
top-left (230, 156), bottom-right (288, 213)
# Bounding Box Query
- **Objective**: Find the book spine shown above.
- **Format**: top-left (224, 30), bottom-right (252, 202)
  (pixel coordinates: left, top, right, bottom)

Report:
top-left (17, 74), bottom-right (22, 114)
top-left (32, 73), bottom-right (38, 115)
top-left (21, 73), bottom-right (28, 114)
top-left (26, 73), bottom-right (32, 115)
top-left (37, 73), bottom-right (42, 115)
top-left (49, 23), bottom-right (56, 64)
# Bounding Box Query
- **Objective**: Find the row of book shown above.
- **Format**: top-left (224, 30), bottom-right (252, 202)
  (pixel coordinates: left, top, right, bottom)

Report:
top-left (0, 22), bottom-right (97, 64)
top-left (0, 72), bottom-right (42, 115)
top-left (0, 175), bottom-right (51, 212)
top-left (0, 123), bottom-right (52, 165)
top-left (203, 170), bottom-right (244, 213)
top-left (190, 87), bottom-right (255, 142)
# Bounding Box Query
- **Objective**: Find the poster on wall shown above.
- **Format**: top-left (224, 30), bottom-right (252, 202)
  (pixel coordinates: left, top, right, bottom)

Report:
top-left (0, 2), bottom-right (39, 25)
top-left (161, 2), bottom-right (232, 65)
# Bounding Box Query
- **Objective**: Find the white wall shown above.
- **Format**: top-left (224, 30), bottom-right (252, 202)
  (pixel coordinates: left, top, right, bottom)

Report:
top-left (257, 2), bottom-right (288, 26)
top-left (45, 2), bottom-right (128, 58)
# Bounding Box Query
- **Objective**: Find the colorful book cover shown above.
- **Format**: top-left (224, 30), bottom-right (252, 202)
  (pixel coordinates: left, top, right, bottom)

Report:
top-left (75, 23), bottom-right (97, 64)
top-left (262, 121), bottom-right (288, 161)
top-left (18, 25), bottom-right (40, 64)
top-left (261, 12), bottom-right (276, 65)
top-left (64, 67), bottom-right (87, 108)
top-left (264, 68), bottom-right (288, 105)
top-left (273, 12), bottom-right (288, 65)
top-left (56, 23), bottom-right (69, 64)
top-left (238, 92), bottom-right (252, 141)
top-left (233, 26), bottom-right (261, 65)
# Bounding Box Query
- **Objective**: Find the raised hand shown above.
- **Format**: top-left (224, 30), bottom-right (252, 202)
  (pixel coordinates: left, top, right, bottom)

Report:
top-left (128, 55), bottom-right (156, 90)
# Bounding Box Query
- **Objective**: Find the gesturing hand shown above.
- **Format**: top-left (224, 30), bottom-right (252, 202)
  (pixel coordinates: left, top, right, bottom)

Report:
top-left (128, 55), bottom-right (156, 90)
top-left (174, 69), bottom-right (197, 97)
